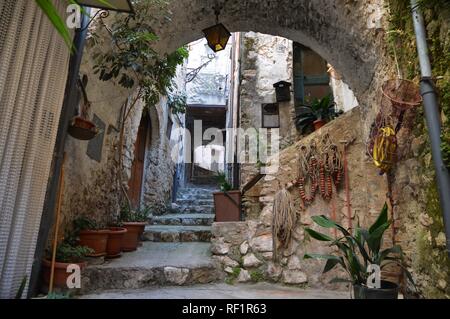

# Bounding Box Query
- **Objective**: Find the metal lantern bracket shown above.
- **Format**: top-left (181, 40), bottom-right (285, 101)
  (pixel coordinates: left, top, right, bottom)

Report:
top-left (79, 10), bottom-right (110, 32)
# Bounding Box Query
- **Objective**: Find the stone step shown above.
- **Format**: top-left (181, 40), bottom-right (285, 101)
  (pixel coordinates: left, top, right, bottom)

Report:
top-left (175, 198), bottom-right (214, 206)
top-left (171, 203), bottom-right (215, 214)
top-left (81, 242), bottom-right (223, 293)
top-left (151, 214), bottom-right (215, 226)
top-left (143, 225), bottom-right (212, 242)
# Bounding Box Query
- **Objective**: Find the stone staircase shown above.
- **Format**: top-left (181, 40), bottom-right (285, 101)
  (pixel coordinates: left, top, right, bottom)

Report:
top-left (143, 186), bottom-right (217, 243)
top-left (81, 186), bottom-right (221, 294)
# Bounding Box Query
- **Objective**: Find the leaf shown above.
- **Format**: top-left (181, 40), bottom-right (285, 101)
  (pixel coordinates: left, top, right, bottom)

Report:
top-left (323, 258), bottom-right (341, 273)
top-left (311, 215), bottom-right (351, 236)
top-left (304, 228), bottom-right (333, 241)
top-left (35, 0), bottom-right (73, 51)
top-left (369, 202), bottom-right (388, 234)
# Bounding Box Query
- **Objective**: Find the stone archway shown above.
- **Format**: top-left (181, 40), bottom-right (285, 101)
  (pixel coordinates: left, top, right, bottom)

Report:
top-left (153, 0), bottom-right (384, 103)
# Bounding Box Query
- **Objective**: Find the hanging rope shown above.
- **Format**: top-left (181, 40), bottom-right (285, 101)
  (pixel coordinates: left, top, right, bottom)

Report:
top-left (272, 187), bottom-right (296, 261)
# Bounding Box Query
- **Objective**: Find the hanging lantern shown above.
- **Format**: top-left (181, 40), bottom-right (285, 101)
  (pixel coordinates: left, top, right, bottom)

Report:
top-left (202, 8), bottom-right (231, 53)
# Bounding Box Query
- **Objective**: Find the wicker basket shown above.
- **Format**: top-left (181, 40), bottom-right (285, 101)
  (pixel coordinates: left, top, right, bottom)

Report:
top-left (382, 79), bottom-right (422, 111)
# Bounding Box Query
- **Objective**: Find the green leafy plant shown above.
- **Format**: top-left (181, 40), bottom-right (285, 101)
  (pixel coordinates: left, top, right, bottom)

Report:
top-left (73, 216), bottom-right (104, 233)
top-left (295, 94), bottom-right (342, 134)
top-left (15, 276), bottom-right (28, 299)
top-left (304, 203), bottom-right (415, 288)
top-left (92, 0), bottom-right (189, 108)
top-left (49, 242), bottom-right (93, 263)
top-left (46, 292), bottom-right (72, 299)
top-left (120, 205), bottom-right (151, 222)
top-left (216, 173), bottom-right (232, 192)
top-left (168, 93), bottom-right (187, 114)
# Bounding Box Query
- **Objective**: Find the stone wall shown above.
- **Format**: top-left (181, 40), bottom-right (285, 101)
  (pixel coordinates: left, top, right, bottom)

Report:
top-left (57, 26), bottom-right (186, 235)
top-left (212, 108), bottom-right (390, 289)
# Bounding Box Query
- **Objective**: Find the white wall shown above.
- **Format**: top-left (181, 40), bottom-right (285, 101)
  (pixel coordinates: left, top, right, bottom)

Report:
top-left (186, 38), bottom-right (232, 106)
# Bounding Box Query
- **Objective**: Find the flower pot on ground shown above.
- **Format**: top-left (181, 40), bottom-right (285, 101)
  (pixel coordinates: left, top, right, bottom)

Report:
top-left (304, 203), bottom-right (418, 299)
top-left (214, 173), bottom-right (241, 222)
top-left (313, 119), bottom-right (325, 130)
top-left (353, 280), bottom-right (399, 299)
top-left (73, 216), bottom-right (108, 257)
top-left (120, 206), bottom-right (150, 252)
top-left (105, 227), bottom-right (127, 258)
top-left (42, 242), bottom-right (92, 289)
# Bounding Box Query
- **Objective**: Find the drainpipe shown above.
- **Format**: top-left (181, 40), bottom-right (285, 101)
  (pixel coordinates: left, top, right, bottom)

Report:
top-left (410, 0), bottom-right (450, 258)
top-left (28, 10), bottom-right (91, 297)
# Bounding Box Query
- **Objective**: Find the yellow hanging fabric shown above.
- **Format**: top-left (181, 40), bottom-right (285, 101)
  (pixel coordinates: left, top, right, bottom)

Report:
top-left (373, 126), bottom-right (397, 173)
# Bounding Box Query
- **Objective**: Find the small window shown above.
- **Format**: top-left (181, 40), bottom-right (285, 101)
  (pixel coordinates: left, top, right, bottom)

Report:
top-left (261, 103), bottom-right (280, 128)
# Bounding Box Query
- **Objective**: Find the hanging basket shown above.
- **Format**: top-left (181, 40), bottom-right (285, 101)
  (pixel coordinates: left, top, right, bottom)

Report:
top-left (68, 116), bottom-right (98, 140)
top-left (382, 79), bottom-right (422, 111)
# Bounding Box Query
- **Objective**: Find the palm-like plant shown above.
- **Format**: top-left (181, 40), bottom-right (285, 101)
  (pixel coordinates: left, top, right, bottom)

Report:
top-left (295, 94), bottom-right (341, 134)
top-left (304, 203), bottom-right (414, 288)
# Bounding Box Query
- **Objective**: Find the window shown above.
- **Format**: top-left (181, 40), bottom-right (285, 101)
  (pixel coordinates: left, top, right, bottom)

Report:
top-left (293, 43), bottom-right (331, 107)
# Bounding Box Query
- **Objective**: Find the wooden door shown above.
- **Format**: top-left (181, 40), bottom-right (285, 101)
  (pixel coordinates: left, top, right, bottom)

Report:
top-left (128, 114), bottom-right (150, 209)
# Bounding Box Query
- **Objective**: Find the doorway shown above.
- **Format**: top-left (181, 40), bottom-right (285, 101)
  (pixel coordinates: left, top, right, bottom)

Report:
top-left (128, 114), bottom-right (150, 208)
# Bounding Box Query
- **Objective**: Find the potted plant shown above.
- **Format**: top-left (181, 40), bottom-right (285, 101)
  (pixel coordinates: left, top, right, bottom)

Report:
top-left (295, 94), bottom-right (342, 133)
top-left (42, 241), bottom-right (92, 289)
top-left (120, 206), bottom-right (150, 252)
top-left (304, 203), bottom-right (416, 299)
top-left (213, 173), bottom-right (241, 222)
top-left (73, 216), bottom-right (109, 257)
top-left (105, 224), bottom-right (128, 259)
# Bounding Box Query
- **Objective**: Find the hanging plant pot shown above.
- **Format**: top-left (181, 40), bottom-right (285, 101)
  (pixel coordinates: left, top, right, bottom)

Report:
top-left (313, 119), bottom-right (326, 131)
top-left (68, 116), bottom-right (98, 140)
top-left (382, 79), bottom-right (422, 111)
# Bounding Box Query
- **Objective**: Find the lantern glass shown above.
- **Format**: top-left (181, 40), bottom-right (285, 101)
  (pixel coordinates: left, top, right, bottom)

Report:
top-left (74, 0), bottom-right (134, 13)
top-left (203, 23), bottom-right (231, 53)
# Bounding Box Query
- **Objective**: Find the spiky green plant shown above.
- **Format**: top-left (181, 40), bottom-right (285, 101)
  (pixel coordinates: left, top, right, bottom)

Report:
top-left (304, 203), bottom-right (415, 288)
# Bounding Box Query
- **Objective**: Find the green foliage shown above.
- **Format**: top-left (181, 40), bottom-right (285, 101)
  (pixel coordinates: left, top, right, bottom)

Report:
top-left (92, 0), bottom-right (189, 108)
top-left (216, 173), bottom-right (232, 192)
top-left (73, 216), bottom-right (103, 233)
top-left (15, 276), bottom-right (27, 299)
top-left (120, 205), bottom-right (151, 222)
top-left (295, 94), bottom-right (342, 134)
top-left (304, 203), bottom-right (415, 288)
top-left (250, 269), bottom-right (264, 282)
top-left (168, 93), bottom-right (187, 114)
top-left (51, 242), bottom-right (93, 263)
top-left (46, 292), bottom-right (72, 299)
top-left (34, 0), bottom-right (76, 50)
top-left (225, 267), bottom-right (241, 285)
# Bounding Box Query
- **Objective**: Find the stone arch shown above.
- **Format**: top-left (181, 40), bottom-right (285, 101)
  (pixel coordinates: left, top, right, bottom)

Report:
top-left (154, 0), bottom-right (384, 101)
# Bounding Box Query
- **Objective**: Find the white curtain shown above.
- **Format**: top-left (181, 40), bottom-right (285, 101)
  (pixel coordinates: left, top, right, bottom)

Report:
top-left (0, 0), bottom-right (70, 298)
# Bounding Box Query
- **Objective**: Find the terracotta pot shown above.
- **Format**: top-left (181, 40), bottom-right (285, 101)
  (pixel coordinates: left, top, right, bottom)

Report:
top-left (78, 230), bottom-right (109, 257)
top-left (68, 116), bottom-right (98, 140)
top-left (122, 222), bottom-right (147, 252)
top-left (313, 119), bottom-right (326, 131)
top-left (105, 227), bottom-right (127, 259)
top-left (42, 259), bottom-right (86, 288)
top-left (213, 190), bottom-right (241, 222)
